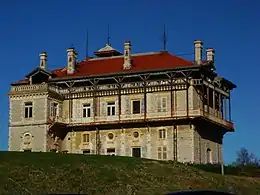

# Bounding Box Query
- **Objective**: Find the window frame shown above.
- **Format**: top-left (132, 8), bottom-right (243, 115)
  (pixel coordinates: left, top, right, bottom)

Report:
top-left (158, 97), bottom-right (167, 112)
top-left (82, 103), bottom-right (91, 118)
top-left (132, 100), bottom-right (141, 114)
top-left (24, 102), bottom-right (33, 119)
top-left (158, 129), bottom-right (166, 139)
top-left (107, 101), bottom-right (116, 116)
top-left (82, 133), bottom-right (90, 143)
top-left (158, 146), bottom-right (167, 160)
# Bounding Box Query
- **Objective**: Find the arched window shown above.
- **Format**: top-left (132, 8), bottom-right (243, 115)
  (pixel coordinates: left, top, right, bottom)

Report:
top-left (207, 148), bottom-right (212, 164)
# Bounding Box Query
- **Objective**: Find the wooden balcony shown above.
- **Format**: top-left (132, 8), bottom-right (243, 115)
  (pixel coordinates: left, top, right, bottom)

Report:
top-left (54, 109), bottom-right (234, 131)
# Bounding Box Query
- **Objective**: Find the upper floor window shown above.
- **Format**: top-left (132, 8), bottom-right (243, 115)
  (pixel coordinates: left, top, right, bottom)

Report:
top-left (159, 129), bottom-right (166, 139)
top-left (24, 102), bottom-right (33, 118)
top-left (50, 102), bottom-right (58, 117)
top-left (82, 133), bottom-right (90, 143)
top-left (132, 100), bottom-right (141, 114)
top-left (83, 103), bottom-right (91, 118)
top-left (107, 102), bottom-right (115, 116)
top-left (158, 97), bottom-right (167, 112)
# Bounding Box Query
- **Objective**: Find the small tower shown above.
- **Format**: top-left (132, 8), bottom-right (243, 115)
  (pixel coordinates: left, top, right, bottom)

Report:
top-left (194, 40), bottom-right (203, 65)
top-left (39, 52), bottom-right (47, 69)
top-left (67, 48), bottom-right (77, 74)
top-left (123, 41), bottom-right (132, 70)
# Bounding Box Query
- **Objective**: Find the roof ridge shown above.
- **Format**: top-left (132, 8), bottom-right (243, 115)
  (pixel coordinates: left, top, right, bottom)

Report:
top-left (88, 51), bottom-right (164, 61)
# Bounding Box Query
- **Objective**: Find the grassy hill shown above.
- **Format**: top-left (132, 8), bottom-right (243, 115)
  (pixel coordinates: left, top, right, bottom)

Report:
top-left (0, 152), bottom-right (260, 195)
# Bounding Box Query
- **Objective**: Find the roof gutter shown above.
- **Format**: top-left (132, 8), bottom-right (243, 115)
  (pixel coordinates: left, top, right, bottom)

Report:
top-left (49, 64), bottom-right (205, 82)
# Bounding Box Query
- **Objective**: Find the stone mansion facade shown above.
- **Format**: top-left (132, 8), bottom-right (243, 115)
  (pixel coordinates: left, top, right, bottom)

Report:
top-left (8, 39), bottom-right (236, 164)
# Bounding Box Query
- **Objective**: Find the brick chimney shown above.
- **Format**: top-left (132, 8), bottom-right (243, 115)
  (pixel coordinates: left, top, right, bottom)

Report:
top-left (123, 41), bottom-right (131, 70)
top-left (206, 48), bottom-right (215, 62)
top-left (194, 40), bottom-right (203, 65)
top-left (67, 48), bottom-right (77, 74)
top-left (39, 52), bottom-right (47, 69)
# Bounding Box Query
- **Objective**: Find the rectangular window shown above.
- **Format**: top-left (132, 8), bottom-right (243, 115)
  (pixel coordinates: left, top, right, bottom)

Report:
top-left (83, 103), bottom-right (91, 118)
top-left (161, 97), bottom-right (167, 112)
top-left (158, 97), bottom-right (167, 112)
top-left (107, 102), bottom-right (115, 116)
top-left (107, 148), bottom-right (116, 156)
top-left (158, 146), bottom-right (167, 160)
top-left (24, 102), bottom-right (33, 118)
top-left (50, 102), bottom-right (58, 117)
top-left (82, 134), bottom-right (90, 143)
top-left (132, 100), bottom-right (141, 114)
top-left (159, 129), bottom-right (166, 139)
top-left (83, 149), bottom-right (91, 154)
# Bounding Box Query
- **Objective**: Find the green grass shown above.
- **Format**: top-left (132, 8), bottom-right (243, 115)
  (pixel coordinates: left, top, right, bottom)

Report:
top-left (0, 152), bottom-right (260, 195)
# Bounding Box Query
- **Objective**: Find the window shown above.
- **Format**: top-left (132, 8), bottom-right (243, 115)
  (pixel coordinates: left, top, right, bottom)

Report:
top-left (107, 102), bottom-right (116, 116)
top-left (83, 103), bottom-right (91, 118)
top-left (158, 146), bottom-right (167, 160)
top-left (50, 102), bottom-right (58, 117)
top-left (23, 133), bottom-right (31, 144)
top-left (133, 131), bottom-right (139, 138)
top-left (159, 129), bottom-right (166, 139)
top-left (108, 133), bottom-right (114, 140)
top-left (24, 102), bottom-right (33, 118)
top-left (132, 100), bottom-right (141, 114)
top-left (158, 97), bottom-right (167, 112)
top-left (83, 149), bottom-right (91, 154)
top-left (82, 133), bottom-right (90, 143)
top-left (107, 148), bottom-right (116, 156)
top-left (207, 148), bottom-right (212, 164)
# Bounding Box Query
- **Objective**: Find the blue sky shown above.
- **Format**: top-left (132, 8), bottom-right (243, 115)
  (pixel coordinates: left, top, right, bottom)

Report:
top-left (0, 0), bottom-right (259, 163)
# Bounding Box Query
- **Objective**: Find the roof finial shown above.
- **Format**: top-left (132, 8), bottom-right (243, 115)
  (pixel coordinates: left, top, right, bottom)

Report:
top-left (107, 24), bottom-right (111, 46)
top-left (86, 28), bottom-right (89, 58)
top-left (163, 24), bottom-right (167, 51)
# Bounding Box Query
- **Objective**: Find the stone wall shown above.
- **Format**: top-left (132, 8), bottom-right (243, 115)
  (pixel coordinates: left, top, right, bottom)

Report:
top-left (193, 127), bottom-right (223, 164)
top-left (9, 124), bottom-right (48, 152)
top-left (60, 125), bottom-right (198, 162)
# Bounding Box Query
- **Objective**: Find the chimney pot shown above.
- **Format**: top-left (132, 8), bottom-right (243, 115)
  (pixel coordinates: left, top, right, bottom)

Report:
top-left (39, 52), bottom-right (47, 69)
top-left (67, 48), bottom-right (77, 74)
top-left (206, 48), bottom-right (215, 62)
top-left (123, 41), bottom-right (132, 70)
top-left (194, 40), bottom-right (203, 65)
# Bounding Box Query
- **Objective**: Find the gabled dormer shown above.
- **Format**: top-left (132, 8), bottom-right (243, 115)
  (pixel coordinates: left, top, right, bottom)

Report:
top-left (94, 44), bottom-right (122, 58)
top-left (25, 52), bottom-right (54, 84)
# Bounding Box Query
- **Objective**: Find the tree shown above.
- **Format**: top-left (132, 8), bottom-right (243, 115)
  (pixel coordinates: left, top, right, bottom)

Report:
top-left (235, 147), bottom-right (259, 166)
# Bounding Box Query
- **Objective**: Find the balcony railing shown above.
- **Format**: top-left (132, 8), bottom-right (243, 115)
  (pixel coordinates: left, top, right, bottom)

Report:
top-left (52, 109), bottom-right (233, 130)
top-left (10, 84), bottom-right (60, 94)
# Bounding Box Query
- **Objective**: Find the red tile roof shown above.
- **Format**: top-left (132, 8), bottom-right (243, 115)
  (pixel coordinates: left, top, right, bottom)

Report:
top-left (13, 51), bottom-right (194, 84)
top-left (53, 51), bottom-right (194, 78)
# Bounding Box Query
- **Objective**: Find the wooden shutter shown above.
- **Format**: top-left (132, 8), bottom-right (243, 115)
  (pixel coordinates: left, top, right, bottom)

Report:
top-left (58, 104), bottom-right (62, 118)
top-left (125, 97), bottom-right (130, 115)
top-left (50, 102), bottom-right (54, 117)
top-left (141, 98), bottom-right (145, 113)
top-left (157, 96), bottom-right (161, 112)
top-left (101, 102), bottom-right (106, 116)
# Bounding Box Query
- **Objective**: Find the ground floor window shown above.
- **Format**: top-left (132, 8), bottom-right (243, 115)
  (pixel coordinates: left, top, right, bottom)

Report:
top-left (107, 148), bottom-right (116, 156)
top-left (83, 149), bottom-right (91, 154)
top-left (207, 148), bottom-right (212, 163)
top-left (158, 146), bottom-right (167, 160)
top-left (132, 147), bottom-right (141, 158)
top-left (24, 149), bottom-right (32, 152)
